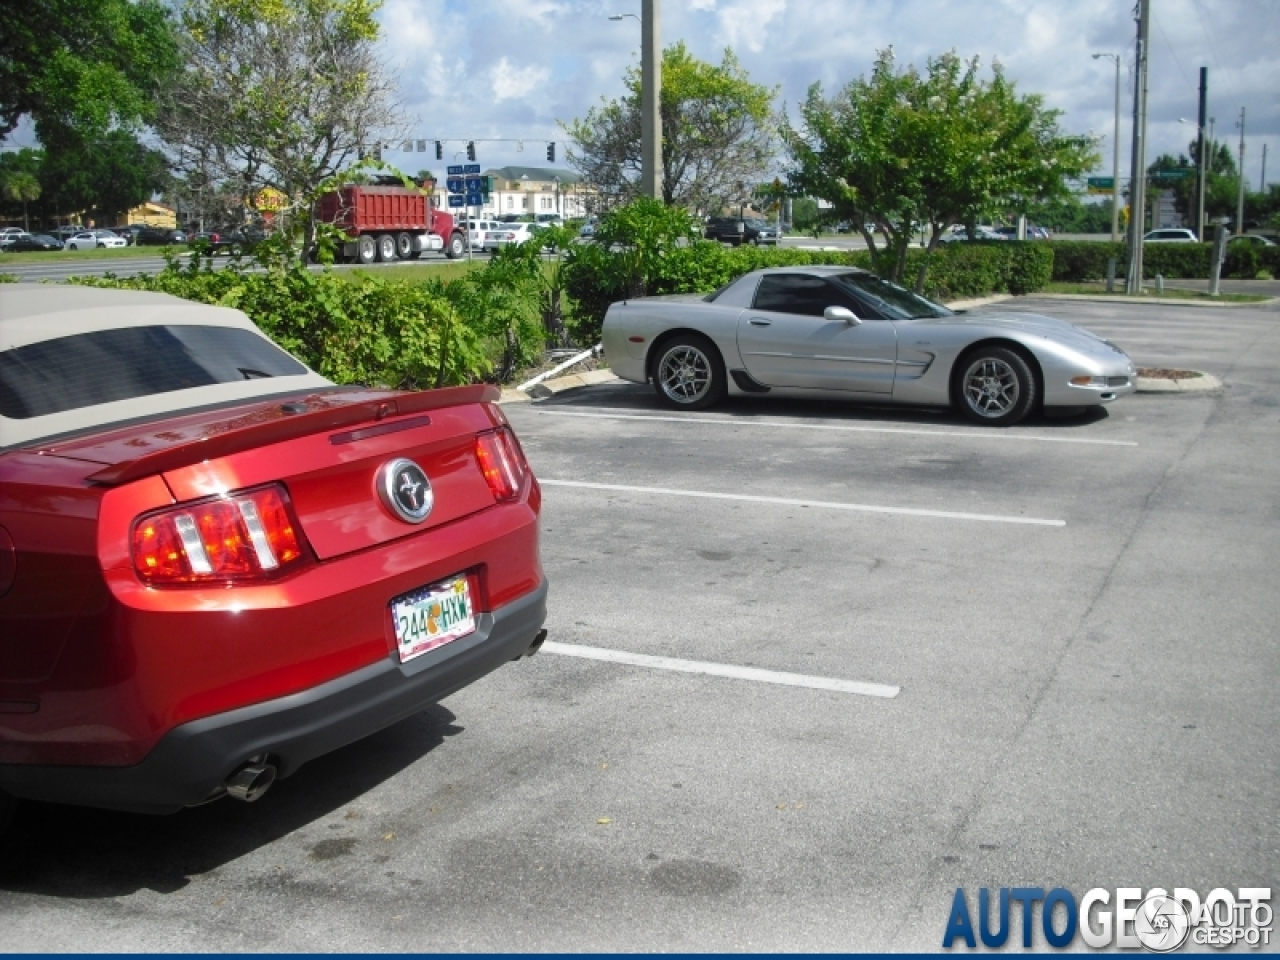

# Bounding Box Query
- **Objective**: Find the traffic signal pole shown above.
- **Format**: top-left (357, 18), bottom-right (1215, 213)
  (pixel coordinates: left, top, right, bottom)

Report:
top-left (1125, 0), bottom-right (1151, 295)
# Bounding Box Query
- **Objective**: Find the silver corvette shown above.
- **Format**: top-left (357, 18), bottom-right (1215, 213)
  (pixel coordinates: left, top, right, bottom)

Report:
top-left (601, 266), bottom-right (1137, 426)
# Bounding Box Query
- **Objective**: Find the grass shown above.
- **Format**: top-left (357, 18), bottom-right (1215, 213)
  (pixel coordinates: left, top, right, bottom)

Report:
top-left (0, 244), bottom-right (191, 263)
top-left (1041, 281), bottom-right (1269, 303)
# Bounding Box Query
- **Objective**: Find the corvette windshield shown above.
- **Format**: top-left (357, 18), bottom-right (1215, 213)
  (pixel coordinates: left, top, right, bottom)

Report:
top-left (830, 273), bottom-right (953, 320)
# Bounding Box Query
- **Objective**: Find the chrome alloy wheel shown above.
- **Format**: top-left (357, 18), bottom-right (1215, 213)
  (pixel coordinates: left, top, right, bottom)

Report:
top-left (658, 345), bottom-right (712, 404)
top-left (962, 356), bottom-right (1021, 419)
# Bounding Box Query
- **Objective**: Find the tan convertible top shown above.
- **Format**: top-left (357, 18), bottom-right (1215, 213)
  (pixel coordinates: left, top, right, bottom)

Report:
top-left (0, 284), bottom-right (332, 449)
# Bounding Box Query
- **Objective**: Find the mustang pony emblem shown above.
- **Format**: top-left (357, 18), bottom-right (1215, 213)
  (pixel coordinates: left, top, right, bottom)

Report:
top-left (378, 458), bottom-right (433, 523)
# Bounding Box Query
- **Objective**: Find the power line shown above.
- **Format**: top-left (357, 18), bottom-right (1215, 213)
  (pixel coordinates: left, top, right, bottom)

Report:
top-left (1152, 12), bottom-right (1192, 90)
top-left (1188, 0), bottom-right (1225, 71)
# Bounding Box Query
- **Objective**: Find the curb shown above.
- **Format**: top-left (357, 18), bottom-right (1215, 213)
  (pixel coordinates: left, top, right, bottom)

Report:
top-left (500, 369), bottom-right (621, 403)
top-left (1135, 372), bottom-right (1222, 394)
top-left (1029, 293), bottom-right (1278, 309)
top-left (947, 293), bottom-right (1016, 311)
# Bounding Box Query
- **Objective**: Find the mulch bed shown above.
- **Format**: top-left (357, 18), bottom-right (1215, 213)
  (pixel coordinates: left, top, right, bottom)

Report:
top-left (1136, 368), bottom-right (1202, 380)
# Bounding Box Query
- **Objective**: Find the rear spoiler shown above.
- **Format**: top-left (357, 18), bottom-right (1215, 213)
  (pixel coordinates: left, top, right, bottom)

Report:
top-left (87, 384), bottom-right (500, 487)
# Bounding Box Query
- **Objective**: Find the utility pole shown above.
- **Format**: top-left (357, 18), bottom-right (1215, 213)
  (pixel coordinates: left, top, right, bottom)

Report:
top-left (1196, 67), bottom-right (1208, 241)
top-left (1094, 51), bottom-right (1122, 243)
top-left (640, 0), bottom-right (663, 201)
top-left (1126, 0), bottom-right (1151, 295)
top-left (1262, 143), bottom-right (1268, 192)
top-left (1235, 107), bottom-right (1246, 236)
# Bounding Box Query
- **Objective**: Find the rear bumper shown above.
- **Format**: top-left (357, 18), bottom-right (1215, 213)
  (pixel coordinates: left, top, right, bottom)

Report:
top-left (0, 581), bottom-right (547, 814)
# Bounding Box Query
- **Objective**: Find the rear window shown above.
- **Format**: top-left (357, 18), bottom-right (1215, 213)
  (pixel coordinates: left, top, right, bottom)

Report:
top-left (0, 325), bottom-right (307, 419)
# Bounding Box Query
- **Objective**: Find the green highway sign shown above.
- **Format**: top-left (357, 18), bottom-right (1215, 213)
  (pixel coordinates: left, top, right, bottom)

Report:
top-left (1151, 169), bottom-right (1192, 181)
top-left (1087, 176), bottom-right (1115, 189)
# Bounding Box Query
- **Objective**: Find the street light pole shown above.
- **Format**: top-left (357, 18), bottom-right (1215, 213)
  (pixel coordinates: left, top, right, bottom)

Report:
top-left (1125, 0), bottom-right (1151, 295)
top-left (641, 0), bottom-right (662, 200)
top-left (1235, 107), bottom-right (1246, 236)
top-left (1093, 53), bottom-right (1122, 243)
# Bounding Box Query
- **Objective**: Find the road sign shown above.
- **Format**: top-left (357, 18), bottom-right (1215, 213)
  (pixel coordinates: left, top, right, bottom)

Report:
top-left (446, 177), bottom-right (464, 194)
top-left (465, 192), bottom-right (483, 206)
top-left (447, 195), bottom-right (465, 208)
top-left (1087, 176), bottom-right (1115, 190)
top-left (1151, 169), bottom-right (1191, 181)
top-left (463, 164), bottom-right (481, 175)
top-left (446, 165), bottom-right (464, 176)
top-left (465, 176), bottom-right (485, 193)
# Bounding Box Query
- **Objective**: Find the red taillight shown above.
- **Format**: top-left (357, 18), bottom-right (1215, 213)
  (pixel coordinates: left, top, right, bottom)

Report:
top-left (131, 484), bottom-right (308, 586)
top-left (475, 428), bottom-right (527, 501)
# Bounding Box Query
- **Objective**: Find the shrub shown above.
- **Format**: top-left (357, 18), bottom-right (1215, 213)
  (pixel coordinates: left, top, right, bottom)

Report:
top-left (71, 258), bottom-right (491, 389)
top-left (1047, 241), bottom-right (1126, 281)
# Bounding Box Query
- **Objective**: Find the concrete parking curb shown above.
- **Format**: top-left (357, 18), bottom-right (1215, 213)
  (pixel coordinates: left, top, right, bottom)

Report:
top-left (1135, 372), bottom-right (1222, 393)
top-left (500, 369), bottom-right (620, 403)
top-left (1030, 293), bottom-right (1278, 309)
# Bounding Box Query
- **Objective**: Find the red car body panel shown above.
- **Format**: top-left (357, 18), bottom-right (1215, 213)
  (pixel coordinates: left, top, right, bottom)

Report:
top-left (0, 386), bottom-right (545, 802)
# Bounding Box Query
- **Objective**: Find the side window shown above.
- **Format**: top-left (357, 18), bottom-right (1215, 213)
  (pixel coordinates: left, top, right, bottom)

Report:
top-left (753, 274), bottom-right (846, 317)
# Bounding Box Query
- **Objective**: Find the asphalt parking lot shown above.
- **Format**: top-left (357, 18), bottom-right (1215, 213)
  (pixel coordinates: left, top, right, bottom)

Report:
top-left (1, 297), bottom-right (1277, 951)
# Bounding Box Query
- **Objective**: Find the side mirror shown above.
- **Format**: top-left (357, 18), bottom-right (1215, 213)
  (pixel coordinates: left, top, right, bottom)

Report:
top-left (824, 305), bottom-right (861, 325)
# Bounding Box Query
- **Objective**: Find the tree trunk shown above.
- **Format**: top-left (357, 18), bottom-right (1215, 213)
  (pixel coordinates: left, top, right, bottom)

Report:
top-left (914, 223), bottom-right (945, 294)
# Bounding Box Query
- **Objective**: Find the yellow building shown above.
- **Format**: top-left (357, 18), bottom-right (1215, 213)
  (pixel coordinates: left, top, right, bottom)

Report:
top-left (127, 202), bottom-right (177, 228)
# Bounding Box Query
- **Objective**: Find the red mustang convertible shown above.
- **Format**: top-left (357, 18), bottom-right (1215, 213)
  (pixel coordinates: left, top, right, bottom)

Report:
top-left (0, 285), bottom-right (547, 825)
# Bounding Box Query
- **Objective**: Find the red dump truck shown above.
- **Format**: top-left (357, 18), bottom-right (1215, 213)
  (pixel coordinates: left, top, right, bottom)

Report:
top-left (316, 184), bottom-right (467, 263)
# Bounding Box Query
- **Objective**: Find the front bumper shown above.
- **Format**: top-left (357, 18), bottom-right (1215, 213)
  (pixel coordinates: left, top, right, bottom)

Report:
top-left (0, 581), bottom-right (547, 814)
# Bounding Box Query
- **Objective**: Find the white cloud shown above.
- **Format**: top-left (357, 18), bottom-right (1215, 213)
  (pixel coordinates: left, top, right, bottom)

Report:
top-left (490, 58), bottom-right (553, 102)
top-left (713, 0), bottom-right (788, 54)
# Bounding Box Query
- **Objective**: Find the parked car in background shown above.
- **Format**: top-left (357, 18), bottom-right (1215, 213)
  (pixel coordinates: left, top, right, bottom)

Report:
top-left (483, 222), bottom-right (539, 251)
top-left (1143, 228), bottom-right (1198, 243)
top-left (704, 216), bottom-right (779, 246)
top-left (602, 265), bottom-right (1136, 426)
top-left (3, 233), bottom-right (63, 252)
top-left (0, 284), bottom-right (548, 825)
top-left (135, 226), bottom-right (188, 246)
top-left (940, 225), bottom-right (1006, 243)
top-left (1228, 234), bottom-right (1277, 248)
top-left (0, 229), bottom-right (31, 248)
top-left (535, 214), bottom-right (564, 226)
top-left (578, 222), bottom-right (597, 239)
top-left (464, 219), bottom-right (501, 250)
top-left (65, 230), bottom-right (128, 250)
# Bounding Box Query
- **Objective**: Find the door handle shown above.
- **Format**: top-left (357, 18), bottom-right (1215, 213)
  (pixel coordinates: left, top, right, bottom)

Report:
top-left (748, 318), bottom-right (772, 326)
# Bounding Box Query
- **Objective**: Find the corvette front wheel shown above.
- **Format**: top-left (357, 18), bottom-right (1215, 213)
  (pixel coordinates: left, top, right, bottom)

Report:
top-left (955, 346), bottom-right (1038, 426)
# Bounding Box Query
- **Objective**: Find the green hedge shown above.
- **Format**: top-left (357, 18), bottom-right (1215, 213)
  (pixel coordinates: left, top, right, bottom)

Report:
top-left (1049, 240), bottom-right (1279, 281)
top-left (71, 262), bottom-right (493, 389)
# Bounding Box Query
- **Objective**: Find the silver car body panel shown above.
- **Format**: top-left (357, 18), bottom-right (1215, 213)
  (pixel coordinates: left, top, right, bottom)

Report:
top-left (601, 267), bottom-right (1137, 410)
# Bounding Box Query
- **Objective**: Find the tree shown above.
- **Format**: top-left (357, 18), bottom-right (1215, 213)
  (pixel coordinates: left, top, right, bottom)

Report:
top-left (2, 170), bottom-right (40, 231)
top-left (0, 0), bottom-right (178, 144)
top-left (39, 130), bottom-right (169, 225)
top-left (156, 0), bottom-right (404, 262)
top-left (564, 43), bottom-right (776, 216)
top-left (781, 49), bottom-right (1096, 290)
top-left (1149, 139), bottom-right (1246, 230)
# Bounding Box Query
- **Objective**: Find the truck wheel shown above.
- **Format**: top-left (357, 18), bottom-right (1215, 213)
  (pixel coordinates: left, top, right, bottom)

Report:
top-left (357, 235), bottom-right (377, 264)
top-left (377, 234), bottom-right (398, 262)
top-left (445, 232), bottom-right (465, 259)
top-left (395, 232), bottom-right (414, 259)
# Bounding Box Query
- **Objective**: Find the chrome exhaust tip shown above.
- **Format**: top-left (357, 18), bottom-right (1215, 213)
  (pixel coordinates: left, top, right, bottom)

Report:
top-left (225, 760), bottom-right (277, 802)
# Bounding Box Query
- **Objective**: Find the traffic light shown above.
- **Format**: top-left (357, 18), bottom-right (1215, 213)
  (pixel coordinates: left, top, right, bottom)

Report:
top-left (546, 142), bottom-right (556, 163)
top-left (434, 141), bottom-right (442, 160)
top-left (466, 141), bottom-right (476, 162)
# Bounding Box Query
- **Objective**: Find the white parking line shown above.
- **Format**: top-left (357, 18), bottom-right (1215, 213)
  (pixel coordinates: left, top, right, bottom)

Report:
top-left (540, 479), bottom-right (1065, 527)
top-left (535, 410), bottom-right (1138, 447)
top-left (542, 641), bottom-right (901, 699)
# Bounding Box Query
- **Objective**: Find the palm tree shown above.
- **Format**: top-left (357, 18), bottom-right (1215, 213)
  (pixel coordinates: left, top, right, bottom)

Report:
top-left (3, 172), bottom-right (41, 231)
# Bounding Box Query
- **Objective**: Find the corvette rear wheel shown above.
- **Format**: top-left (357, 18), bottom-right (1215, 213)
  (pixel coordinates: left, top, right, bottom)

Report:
top-left (955, 346), bottom-right (1038, 426)
top-left (653, 334), bottom-right (726, 410)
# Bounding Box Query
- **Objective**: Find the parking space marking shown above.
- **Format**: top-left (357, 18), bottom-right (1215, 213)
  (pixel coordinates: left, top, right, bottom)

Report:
top-left (535, 410), bottom-right (1138, 447)
top-left (542, 641), bottom-right (901, 699)
top-left (541, 479), bottom-right (1066, 526)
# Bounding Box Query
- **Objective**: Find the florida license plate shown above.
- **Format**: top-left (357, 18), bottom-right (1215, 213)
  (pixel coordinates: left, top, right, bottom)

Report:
top-left (391, 575), bottom-right (476, 663)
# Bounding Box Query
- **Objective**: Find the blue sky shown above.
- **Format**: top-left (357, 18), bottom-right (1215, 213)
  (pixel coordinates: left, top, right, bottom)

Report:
top-left (377, 0), bottom-right (1279, 192)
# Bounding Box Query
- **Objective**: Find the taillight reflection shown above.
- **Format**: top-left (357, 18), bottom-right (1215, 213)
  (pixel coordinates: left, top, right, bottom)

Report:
top-left (132, 484), bottom-right (307, 586)
top-left (475, 428), bottom-right (527, 501)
